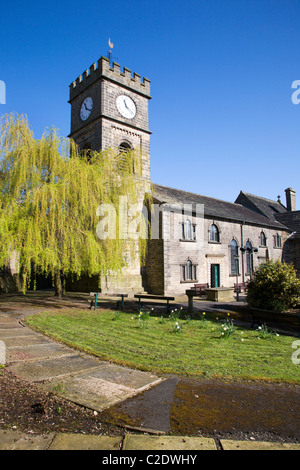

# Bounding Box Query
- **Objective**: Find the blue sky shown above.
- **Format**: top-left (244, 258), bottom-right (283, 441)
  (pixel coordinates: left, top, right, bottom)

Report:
top-left (1, 0), bottom-right (299, 207)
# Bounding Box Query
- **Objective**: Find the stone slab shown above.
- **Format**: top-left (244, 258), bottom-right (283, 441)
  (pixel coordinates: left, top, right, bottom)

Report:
top-left (48, 433), bottom-right (122, 450)
top-left (206, 288), bottom-right (235, 302)
top-left (220, 439), bottom-right (300, 450)
top-left (41, 366), bottom-right (163, 412)
top-left (0, 430), bottom-right (54, 450)
top-left (8, 353), bottom-right (103, 381)
top-left (3, 334), bottom-right (53, 348)
top-left (6, 342), bottom-right (75, 363)
top-left (84, 363), bottom-right (163, 390)
top-left (123, 435), bottom-right (217, 450)
top-left (0, 327), bottom-right (34, 338)
top-left (0, 319), bottom-right (22, 328)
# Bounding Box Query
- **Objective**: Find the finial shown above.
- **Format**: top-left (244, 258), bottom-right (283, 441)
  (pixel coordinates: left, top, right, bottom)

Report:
top-left (108, 38), bottom-right (115, 66)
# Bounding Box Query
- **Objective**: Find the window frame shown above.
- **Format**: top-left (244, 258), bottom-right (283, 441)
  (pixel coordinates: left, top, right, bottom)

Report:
top-left (260, 231), bottom-right (267, 247)
top-left (181, 259), bottom-right (197, 282)
top-left (273, 233), bottom-right (282, 248)
top-left (209, 223), bottom-right (220, 243)
top-left (230, 239), bottom-right (239, 276)
top-left (181, 219), bottom-right (196, 241)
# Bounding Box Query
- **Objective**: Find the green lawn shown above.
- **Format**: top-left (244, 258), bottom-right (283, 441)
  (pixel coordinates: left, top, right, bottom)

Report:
top-left (25, 309), bottom-right (300, 384)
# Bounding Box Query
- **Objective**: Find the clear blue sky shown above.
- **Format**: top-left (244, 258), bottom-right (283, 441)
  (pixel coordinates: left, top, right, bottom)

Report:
top-left (1, 0), bottom-right (299, 207)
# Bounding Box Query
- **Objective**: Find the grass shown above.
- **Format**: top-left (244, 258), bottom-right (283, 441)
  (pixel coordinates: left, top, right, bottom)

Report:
top-left (25, 309), bottom-right (300, 384)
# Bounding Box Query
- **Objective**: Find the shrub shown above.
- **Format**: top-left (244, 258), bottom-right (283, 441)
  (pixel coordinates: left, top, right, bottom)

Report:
top-left (247, 260), bottom-right (300, 312)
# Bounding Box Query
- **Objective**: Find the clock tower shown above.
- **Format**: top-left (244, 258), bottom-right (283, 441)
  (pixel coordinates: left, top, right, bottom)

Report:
top-left (69, 56), bottom-right (151, 181)
top-left (68, 56), bottom-right (151, 294)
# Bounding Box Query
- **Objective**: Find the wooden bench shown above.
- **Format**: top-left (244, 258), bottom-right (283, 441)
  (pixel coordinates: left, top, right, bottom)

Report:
top-left (194, 283), bottom-right (209, 296)
top-left (234, 282), bottom-right (247, 293)
top-left (134, 294), bottom-right (175, 314)
top-left (89, 292), bottom-right (128, 311)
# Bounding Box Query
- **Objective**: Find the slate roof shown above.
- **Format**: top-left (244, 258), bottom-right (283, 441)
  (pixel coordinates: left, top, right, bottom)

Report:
top-left (152, 184), bottom-right (290, 230)
top-left (275, 212), bottom-right (300, 239)
top-left (234, 191), bottom-right (287, 222)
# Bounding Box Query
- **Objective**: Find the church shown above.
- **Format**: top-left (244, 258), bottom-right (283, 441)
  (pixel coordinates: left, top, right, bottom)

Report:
top-left (1, 54), bottom-right (297, 296)
top-left (66, 54), bottom-right (297, 296)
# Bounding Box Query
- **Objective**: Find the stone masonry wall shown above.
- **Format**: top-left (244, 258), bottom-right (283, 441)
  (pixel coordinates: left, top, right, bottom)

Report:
top-left (157, 209), bottom-right (289, 296)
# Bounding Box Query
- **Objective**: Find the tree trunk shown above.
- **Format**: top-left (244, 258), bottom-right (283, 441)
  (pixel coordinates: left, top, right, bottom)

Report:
top-left (54, 270), bottom-right (63, 298)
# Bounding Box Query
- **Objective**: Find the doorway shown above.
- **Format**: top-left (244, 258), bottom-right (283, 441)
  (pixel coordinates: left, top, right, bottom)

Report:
top-left (211, 264), bottom-right (220, 288)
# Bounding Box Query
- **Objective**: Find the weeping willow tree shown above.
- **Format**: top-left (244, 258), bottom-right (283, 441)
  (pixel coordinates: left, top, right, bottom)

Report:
top-left (0, 113), bottom-right (149, 297)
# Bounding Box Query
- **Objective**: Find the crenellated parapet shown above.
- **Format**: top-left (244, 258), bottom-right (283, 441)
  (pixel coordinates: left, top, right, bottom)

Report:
top-left (69, 56), bottom-right (151, 101)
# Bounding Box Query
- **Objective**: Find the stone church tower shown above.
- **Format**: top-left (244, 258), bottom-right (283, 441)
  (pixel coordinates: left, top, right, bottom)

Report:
top-left (69, 56), bottom-right (151, 181)
top-left (68, 56), bottom-right (151, 293)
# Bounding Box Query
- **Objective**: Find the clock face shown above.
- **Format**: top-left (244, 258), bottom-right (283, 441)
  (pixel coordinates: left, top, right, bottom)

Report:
top-left (116, 95), bottom-right (136, 119)
top-left (80, 97), bottom-right (93, 121)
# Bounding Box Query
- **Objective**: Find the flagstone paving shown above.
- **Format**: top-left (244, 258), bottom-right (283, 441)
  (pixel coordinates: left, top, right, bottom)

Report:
top-left (1, 310), bottom-right (299, 450)
top-left (0, 314), bottom-right (164, 413)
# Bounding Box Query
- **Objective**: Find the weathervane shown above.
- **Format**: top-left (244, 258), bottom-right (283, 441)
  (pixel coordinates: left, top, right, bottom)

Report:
top-left (107, 38), bottom-right (118, 66)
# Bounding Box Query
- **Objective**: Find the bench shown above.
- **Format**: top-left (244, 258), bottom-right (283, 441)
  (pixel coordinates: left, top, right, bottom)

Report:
top-left (134, 294), bottom-right (175, 314)
top-left (194, 283), bottom-right (209, 296)
top-left (234, 283), bottom-right (247, 293)
top-left (89, 292), bottom-right (128, 311)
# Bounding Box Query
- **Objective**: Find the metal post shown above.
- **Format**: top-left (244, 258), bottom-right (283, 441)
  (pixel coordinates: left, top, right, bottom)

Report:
top-left (234, 255), bottom-right (239, 301)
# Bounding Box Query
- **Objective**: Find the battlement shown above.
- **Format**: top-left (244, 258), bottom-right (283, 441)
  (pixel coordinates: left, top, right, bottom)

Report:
top-left (69, 56), bottom-right (151, 101)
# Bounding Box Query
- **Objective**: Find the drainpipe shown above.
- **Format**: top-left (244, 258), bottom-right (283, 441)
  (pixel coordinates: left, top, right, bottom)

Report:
top-left (240, 221), bottom-right (245, 284)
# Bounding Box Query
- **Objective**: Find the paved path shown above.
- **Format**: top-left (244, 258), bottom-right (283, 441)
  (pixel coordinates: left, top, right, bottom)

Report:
top-left (0, 312), bottom-right (163, 412)
top-left (1, 310), bottom-right (299, 451)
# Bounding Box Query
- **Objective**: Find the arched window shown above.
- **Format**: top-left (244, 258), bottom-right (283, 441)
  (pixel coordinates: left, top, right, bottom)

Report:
top-left (181, 259), bottom-right (197, 281)
top-left (185, 219), bottom-right (192, 240)
top-left (274, 233), bottom-right (282, 248)
top-left (260, 231), bottom-right (267, 247)
top-left (210, 224), bottom-right (219, 242)
top-left (82, 143), bottom-right (92, 161)
top-left (118, 141), bottom-right (133, 172)
top-left (246, 240), bottom-right (253, 274)
top-left (119, 141), bottom-right (132, 153)
top-left (181, 219), bottom-right (196, 240)
top-left (230, 239), bottom-right (239, 275)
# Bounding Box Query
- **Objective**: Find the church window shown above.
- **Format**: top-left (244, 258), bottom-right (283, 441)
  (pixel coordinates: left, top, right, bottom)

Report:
top-left (245, 240), bottom-right (253, 274)
top-left (260, 231), bottom-right (267, 247)
top-left (209, 224), bottom-right (220, 242)
top-left (181, 259), bottom-right (197, 281)
top-left (82, 144), bottom-right (92, 161)
top-left (230, 239), bottom-right (239, 275)
top-left (118, 141), bottom-right (134, 172)
top-left (273, 233), bottom-right (282, 248)
top-left (181, 219), bottom-right (196, 240)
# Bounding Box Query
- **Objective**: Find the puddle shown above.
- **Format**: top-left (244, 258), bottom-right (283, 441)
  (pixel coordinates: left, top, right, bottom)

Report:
top-left (99, 376), bottom-right (300, 441)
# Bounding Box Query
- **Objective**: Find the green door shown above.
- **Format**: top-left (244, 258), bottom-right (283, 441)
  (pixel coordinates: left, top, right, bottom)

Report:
top-left (211, 264), bottom-right (220, 288)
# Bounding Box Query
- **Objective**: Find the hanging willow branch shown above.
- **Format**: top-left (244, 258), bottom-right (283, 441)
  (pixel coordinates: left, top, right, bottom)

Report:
top-left (0, 113), bottom-right (150, 295)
